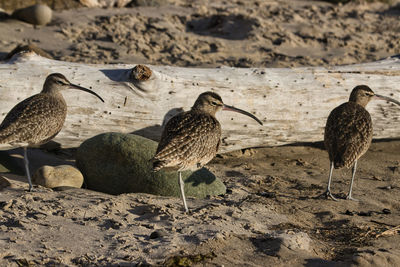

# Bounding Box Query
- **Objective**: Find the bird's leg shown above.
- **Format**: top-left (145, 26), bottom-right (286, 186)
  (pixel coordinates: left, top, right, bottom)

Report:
top-left (346, 160), bottom-right (359, 201)
top-left (23, 147), bottom-right (33, 192)
top-left (178, 171), bottom-right (189, 213)
top-left (319, 161), bottom-right (338, 201)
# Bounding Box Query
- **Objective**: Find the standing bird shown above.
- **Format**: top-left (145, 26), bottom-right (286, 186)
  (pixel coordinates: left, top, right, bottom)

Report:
top-left (323, 85), bottom-right (400, 201)
top-left (152, 91), bottom-right (263, 212)
top-left (0, 73), bottom-right (104, 191)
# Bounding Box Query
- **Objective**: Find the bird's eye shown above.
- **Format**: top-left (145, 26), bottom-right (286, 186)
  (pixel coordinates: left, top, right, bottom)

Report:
top-left (211, 101), bottom-right (218, 106)
top-left (56, 80), bottom-right (65, 85)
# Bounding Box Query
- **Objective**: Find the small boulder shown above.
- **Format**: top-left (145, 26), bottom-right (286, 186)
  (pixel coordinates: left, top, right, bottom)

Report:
top-left (12, 4), bottom-right (52, 26)
top-left (32, 165), bottom-right (84, 189)
top-left (76, 133), bottom-right (226, 198)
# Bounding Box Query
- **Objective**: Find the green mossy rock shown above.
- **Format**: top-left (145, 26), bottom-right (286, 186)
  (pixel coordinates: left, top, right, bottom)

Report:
top-left (76, 133), bottom-right (226, 198)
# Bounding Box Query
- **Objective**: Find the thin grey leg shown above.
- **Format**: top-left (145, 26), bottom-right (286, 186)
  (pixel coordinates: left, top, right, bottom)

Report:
top-left (346, 160), bottom-right (358, 201)
top-left (322, 161), bottom-right (338, 201)
top-left (23, 147), bottom-right (33, 192)
top-left (178, 172), bottom-right (189, 213)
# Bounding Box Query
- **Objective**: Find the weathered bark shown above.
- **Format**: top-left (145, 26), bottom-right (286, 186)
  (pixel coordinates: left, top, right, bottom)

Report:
top-left (0, 52), bottom-right (399, 152)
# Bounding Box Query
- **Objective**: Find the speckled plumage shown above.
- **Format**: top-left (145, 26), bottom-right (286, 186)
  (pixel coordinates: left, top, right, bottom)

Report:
top-left (322, 85), bottom-right (400, 201)
top-left (0, 93), bottom-right (67, 147)
top-left (152, 91), bottom-right (262, 212)
top-left (0, 73), bottom-right (104, 191)
top-left (153, 110), bottom-right (221, 172)
top-left (324, 101), bottom-right (372, 169)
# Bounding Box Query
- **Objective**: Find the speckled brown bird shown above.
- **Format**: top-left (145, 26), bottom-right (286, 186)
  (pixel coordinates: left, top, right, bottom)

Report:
top-left (323, 85), bottom-right (400, 201)
top-left (0, 73), bottom-right (104, 191)
top-left (152, 91), bottom-right (263, 212)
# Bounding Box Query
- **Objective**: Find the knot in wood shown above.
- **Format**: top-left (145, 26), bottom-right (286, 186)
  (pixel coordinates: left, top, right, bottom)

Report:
top-left (131, 65), bottom-right (152, 81)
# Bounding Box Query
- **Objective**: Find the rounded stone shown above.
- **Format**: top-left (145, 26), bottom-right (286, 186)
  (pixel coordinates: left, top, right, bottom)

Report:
top-left (32, 165), bottom-right (84, 189)
top-left (12, 4), bottom-right (52, 26)
top-left (76, 133), bottom-right (226, 198)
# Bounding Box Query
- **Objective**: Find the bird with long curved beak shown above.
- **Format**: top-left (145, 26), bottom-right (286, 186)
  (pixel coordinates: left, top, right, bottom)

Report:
top-left (323, 85), bottom-right (400, 201)
top-left (152, 91), bottom-right (263, 213)
top-left (0, 73), bottom-right (104, 191)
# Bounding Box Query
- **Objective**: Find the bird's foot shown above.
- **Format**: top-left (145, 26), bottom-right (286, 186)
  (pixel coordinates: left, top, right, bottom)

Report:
top-left (317, 190), bottom-right (339, 201)
top-left (346, 195), bottom-right (359, 201)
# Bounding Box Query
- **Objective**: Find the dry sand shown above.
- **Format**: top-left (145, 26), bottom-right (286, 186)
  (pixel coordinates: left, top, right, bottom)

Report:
top-left (0, 0), bottom-right (399, 266)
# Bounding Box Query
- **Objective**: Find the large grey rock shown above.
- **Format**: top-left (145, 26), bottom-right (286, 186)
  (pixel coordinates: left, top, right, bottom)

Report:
top-left (76, 133), bottom-right (226, 198)
top-left (32, 165), bottom-right (84, 189)
top-left (12, 4), bottom-right (52, 26)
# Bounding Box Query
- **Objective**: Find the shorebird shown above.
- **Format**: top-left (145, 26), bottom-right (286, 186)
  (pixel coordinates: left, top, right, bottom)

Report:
top-left (323, 85), bottom-right (400, 201)
top-left (151, 91), bottom-right (263, 212)
top-left (0, 73), bottom-right (104, 191)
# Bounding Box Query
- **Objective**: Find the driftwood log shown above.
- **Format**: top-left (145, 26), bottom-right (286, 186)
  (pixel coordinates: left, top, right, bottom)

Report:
top-left (0, 52), bottom-right (399, 152)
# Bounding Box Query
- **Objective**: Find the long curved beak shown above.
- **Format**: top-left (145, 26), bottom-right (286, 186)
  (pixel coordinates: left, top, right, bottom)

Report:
top-left (70, 84), bottom-right (105, 103)
top-left (375, 94), bottom-right (400, 106)
top-left (223, 104), bottom-right (263, 125)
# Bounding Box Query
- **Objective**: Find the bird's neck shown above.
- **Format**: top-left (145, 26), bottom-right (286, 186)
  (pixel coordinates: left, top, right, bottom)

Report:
top-left (191, 106), bottom-right (217, 117)
top-left (349, 99), bottom-right (368, 108)
top-left (40, 88), bottom-right (64, 100)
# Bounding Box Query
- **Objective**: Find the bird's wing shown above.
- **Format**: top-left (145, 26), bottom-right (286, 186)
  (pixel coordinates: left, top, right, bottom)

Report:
top-left (152, 111), bottom-right (221, 170)
top-left (0, 94), bottom-right (67, 145)
top-left (324, 103), bottom-right (372, 167)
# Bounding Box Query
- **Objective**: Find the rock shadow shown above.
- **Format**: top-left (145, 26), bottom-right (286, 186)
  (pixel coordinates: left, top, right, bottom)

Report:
top-left (250, 236), bottom-right (282, 256)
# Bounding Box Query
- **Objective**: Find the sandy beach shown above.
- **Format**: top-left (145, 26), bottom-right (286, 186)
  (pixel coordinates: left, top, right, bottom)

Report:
top-left (0, 0), bottom-right (399, 266)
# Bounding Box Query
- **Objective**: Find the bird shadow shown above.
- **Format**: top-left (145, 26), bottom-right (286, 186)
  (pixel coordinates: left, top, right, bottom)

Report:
top-left (0, 150), bottom-right (24, 175)
top-left (185, 168), bottom-right (216, 186)
top-left (276, 137), bottom-right (400, 151)
top-left (0, 146), bottom-right (75, 184)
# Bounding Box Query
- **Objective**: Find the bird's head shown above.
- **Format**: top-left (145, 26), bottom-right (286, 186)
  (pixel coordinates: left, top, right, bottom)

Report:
top-left (192, 91), bottom-right (224, 115)
top-left (42, 73), bottom-right (104, 102)
top-left (349, 85), bottom-right (400, 108)
top-left (349, 85), bottom-right (375, 107)
top-left (192, 91), bottom-right (263, 125)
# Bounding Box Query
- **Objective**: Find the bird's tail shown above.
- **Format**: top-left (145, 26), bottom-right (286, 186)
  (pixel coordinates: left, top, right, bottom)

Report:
top-left (0, 126), bottom-right (28, 150)
top-left (0, 130), bottom-right (17, 149)
top-left (152, 159), bottom-right (165, 172)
